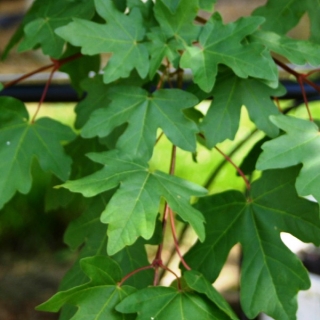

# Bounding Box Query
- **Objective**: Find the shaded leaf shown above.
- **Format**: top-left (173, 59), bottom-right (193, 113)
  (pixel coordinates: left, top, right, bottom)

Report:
top-left (55, 0), bottom-right (149, 83)
top-left (185, 167), bottom-right (320, 319)
top-left (307, 0), bottom-right (320, 43)
top-left (201, 71), bottom-right (284, 147)
top-left (116, 285), bottom-right (232, 319)
top-left (62, 150), bottom-right (207, 255)
top-left (81, 86), bottom-right (199, 160)
top-left (0, 97), bottom-right (75, 209)
top-left (37, 256), bottom-right (136, 320)
top-left (257, 114), bottom-right (320, 204)
top-left (184, 270), bottom-right (239, 320)
top-left (180, 16), bottom-right (278, 92)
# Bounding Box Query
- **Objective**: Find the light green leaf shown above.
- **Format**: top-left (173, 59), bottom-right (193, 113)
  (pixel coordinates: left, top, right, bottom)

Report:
top-left (253, 0), bottom-right (307, 34)
top-left (250, 30), bottom-right (320, 66)
top-left (160, 0), bottom-right (182, 13)
top-left (184, 271), bottom-right (239, 320)
top-left (81, 86), bottom-right (199, 160)
top-left (55, 0), bottom-right (149, 83)
top-left (180, 16), bottom-right (277, 92)
top-left (18, 0), bottom-right (95, 58)
top-left (201, 71), bottom-right (284, 147)
top-left (0, 97), bottom-right (75, 209)
top-left (185, 167), bottom-right (319, 319)
top-left (62, 150), bottom-right (207, 255)
top-left (37, 256), bottom-right (136, 320)
top-left (116, 285), bottom-right (233, 319)
top-left (257, 114), bottom-right (320, 204)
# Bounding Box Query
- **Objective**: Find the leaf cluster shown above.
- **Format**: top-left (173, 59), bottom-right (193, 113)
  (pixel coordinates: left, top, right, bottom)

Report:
top-left (1, 0), bottom-right (320, 319)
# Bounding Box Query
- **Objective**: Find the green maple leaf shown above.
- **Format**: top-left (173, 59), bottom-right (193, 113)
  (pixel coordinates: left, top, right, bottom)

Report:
top-left (184, 271), bottom-right (239, 320)
top-left (250, 30), bottom-right (320, 66)
top-left (200, 71), bottom-right (284, 147)
top-left (257, 114), bottom-right (320, 204)
top-left (81, 86), bottom-right (199, 160)
top-left (61, 150), bottom-right (207, 255)
top-left (116, 284), bottom-right (235, 320)
top-left (147, 0), bottom-right (200, 75)
top-left (180, 16), bottom-right (278, 92)
top-left (18, 0), bottom-right (95, 58)
top-left (55, 0), bottom-right (149, 83)
top-left (0, 97), bottom-right (75, 209)
top-left (37, 256), bottom-right (136, 320)
top-left (184, 167), bottom-right (320, 319)
top-left (253, 0), bottom-right (307, 34)
top-left (154, 0), bottom-right (200, 44)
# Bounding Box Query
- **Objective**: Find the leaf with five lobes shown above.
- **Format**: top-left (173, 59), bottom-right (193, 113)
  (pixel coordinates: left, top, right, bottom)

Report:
top-left (184, 270), bottom-right (239, 320)
top-left (154, 0), bottom-right (200, 45)
top-left (37, 256), bottom-right (136, 320)
top-left (250, 30), bottom-right (320, 66)
top-left (62, 150), bottom-right (207, 255)
top-left (81, 86), bottom-right (199, 160)
top-left (18, 0), bottom-right (95, 58)
top-left (0, 97), bottom-right (75, 209)
top-left (253, 0), bottom-right (307, 35)
top-left (55, 0), bottom-right (149, 83)
top-left (180, 16), bottom-right (278, 92)
top-left (116, 285), bottom-right (233, 320)
top-left (201, 71), bottom-right (284, 147)
top-left (257, 114), bottom-right (320, 205)
top-left (184, 167), bottom-right (320, 319)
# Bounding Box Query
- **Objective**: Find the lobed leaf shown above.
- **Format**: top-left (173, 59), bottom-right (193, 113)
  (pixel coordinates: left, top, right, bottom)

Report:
top-left (200, 70), bottom-right (284, 147)
top-left (180, 16), bottom-right (278, 92)
top-left (0, 97), bottom-right (75, 209)
top-left (62, 151), bottom-right (207, 255)
top-left (55, 0), bottom-right (149, 83)
top-left (185, 167), bottom-right (320, 319)
top-left (81, 86), bottom-right (199, 160)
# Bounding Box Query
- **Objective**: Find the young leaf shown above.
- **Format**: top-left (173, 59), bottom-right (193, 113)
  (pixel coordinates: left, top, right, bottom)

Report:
top-left (0, 97), bottom-right (75, 209)
top-left (199, 0), bottom-right (216, 11)
top-left (185, 167), bottom-right (320, 319)
top-left (253, 0), bottom-right (307, 35)
top-left (37, 256), bottom-right (136, 320)
top-left (250, 30), bottom-right (320, 66)
top-left (61, 150), bottom-right (207, 255)
top-left (81, 86), bottom-right (199, 160)
top-left (180, 16), bottom-right (278, 92)
top-left (55, 0), bottom-right (149, 83)
top-left (18, 0), bottom-right (95, 58)
top-left (116, 285), bottom-right (232, 320)
top-left (184, 270), bottom-right (239, 320)
top-left (257, 114), bottom-right (320, 204)
top-left (200, 71), bottom-right (284, 147)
